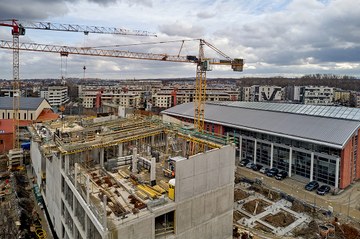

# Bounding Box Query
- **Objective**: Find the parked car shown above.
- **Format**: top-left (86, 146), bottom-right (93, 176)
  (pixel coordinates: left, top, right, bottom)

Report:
top-left (246, 162), bottom-right (255, 169)
top-left (259, 167), bottom-right (269, 174)
top-left (316, 185), bottom-right (331, 195)
top-left (305, 181), bottom-right (319, 191)
top-left (251, 164), bottom-right (263, 171)
top-left (275, 171), bottom-right (288, 180)
top-left (266, 168), bottom-right (279, 177)
top-left (239, 159), bottom-right (249, 167)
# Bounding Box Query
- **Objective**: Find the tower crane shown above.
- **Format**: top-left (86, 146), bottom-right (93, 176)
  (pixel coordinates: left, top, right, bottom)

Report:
top-left (0, 39), bottom-right (244, 132)
top-left (0, 19), bottom-right (156, 150)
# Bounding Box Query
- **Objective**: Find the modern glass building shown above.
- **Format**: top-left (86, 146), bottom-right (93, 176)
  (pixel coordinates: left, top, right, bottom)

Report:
top-left (163, 101), bottom-right (360, 190)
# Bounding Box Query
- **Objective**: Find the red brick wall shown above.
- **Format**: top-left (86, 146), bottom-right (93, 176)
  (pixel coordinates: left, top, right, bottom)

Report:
top-left (357, 129), bottom-right (360, 180)
top-left (340, 138), bottom-right (353, 189)
top-left (0, 133), bottom-right (13, 154)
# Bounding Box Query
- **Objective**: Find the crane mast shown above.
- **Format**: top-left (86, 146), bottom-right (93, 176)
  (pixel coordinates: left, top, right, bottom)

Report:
top-left (194, 40), bottom-right (207, 132)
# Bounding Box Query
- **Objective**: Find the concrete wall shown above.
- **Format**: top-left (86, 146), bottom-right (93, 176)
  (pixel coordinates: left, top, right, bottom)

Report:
top-left (174, 145), bottom-right (235, 239)
top-left (30, 141), bottom-right (43, 186)
top-left (45, 153), bottom-right (62, 235)
top-left (108, 215), bottom-right (154, 239)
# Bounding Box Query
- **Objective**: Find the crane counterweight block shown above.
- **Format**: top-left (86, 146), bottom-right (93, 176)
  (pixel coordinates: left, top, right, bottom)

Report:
top-left (231, 58), bottom-right (244, 72)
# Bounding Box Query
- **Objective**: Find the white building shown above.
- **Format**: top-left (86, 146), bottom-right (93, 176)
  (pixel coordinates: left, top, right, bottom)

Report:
top-left (241, 85), bottom-right (283, 102)
top-left (300, 86), bottom-right (334, 105)
top-left (41, 86), bottom-right (69, 107)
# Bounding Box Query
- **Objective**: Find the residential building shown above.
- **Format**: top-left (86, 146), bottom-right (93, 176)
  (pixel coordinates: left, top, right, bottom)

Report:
top-left (162, 101), bottom-right (360, 190)
top-left (284, 86), bottom-right (302, 102)
top-left (300, 86), bottom-right (334, 105)
top-left (41, 86), bottom-right (69, 107)
top-left (241, 85), bottom-right (283, 102)
top-left (334, 89), bottom-right (351, 106)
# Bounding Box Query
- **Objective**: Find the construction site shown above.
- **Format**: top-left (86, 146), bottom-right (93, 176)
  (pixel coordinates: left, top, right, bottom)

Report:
top-left (28, 114), bottom-right (236, 239)
top-left (232, 171), bottom-right (360, 239)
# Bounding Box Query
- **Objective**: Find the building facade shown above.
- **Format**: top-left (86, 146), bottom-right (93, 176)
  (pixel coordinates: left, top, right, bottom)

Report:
top-left (300, 86), bottom-right (334, 105)
top-left (41, 86), bottom-right (69, 107)
top-left (163, 101), bottom-right (360, 190)
top-left (241, 86), bottom-right (283, 102)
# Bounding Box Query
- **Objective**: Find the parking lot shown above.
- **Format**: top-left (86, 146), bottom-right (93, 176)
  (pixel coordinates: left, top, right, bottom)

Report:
top-left (236, 165), bottom-right (360, 220)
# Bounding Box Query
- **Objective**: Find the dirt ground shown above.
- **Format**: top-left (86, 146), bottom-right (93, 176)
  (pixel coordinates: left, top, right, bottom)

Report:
top-left (290, 200), bottom-right (314, 214)
top-left (233, 211), bottom-right (249, 222)
top-left (263, 210), bottom-right (295, 228)
top-left (253, 223), bottom-right (273, 233)
top-left (242, 199), bottom-right (270, 215)
top-left (249, 184), bottom-right (281, 201)
top-left (234, 188), bottom-right (249, 202)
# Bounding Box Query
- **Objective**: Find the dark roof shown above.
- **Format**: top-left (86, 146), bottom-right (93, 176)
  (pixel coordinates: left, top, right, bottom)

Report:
top-left (162, 102), bottom-right (360, 149)
top-left (0, 97), bottom-right (46, 110)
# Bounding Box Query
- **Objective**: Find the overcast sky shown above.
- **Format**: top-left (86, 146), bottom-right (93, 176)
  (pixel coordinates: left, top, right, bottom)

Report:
top-left (0, 0), bottom-right (359, 80)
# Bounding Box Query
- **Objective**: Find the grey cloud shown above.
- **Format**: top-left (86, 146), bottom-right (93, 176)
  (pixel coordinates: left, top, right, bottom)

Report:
top-left (0, 0), bottom-right (152, 20)
top-left (0, 0), bottom-right (69, 20)
top-left (196, 11), bottom-right (216, 19)
top-left (159, 21), bottom-right (204, 38)
top-left (88, 0), bottom-right (152, 7)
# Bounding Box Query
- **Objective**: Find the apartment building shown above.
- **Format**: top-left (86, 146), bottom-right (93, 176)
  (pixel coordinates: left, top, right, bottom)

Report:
top-left (153, 90), bottom-right (239, 108)
top-left (241, 85), bottom-right (283, 102)
top-left (334, 89), bottom-right (351, 106)
top-left (300, 86), bottom-right (334, 105)
top-left (41, 86), bottom-right (69, 107)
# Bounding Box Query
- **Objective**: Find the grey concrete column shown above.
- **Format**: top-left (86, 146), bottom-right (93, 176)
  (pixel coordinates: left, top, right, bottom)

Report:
top-left (150, 157), bottom-right (156, 186)
top-left (335, 158), bottom-right (340, 189)
top-left (239, 136), bottom-right (243, 162)
top-left (254, 139), bottom-right (257, 164)
top-left (132, 148), bottom-right (138, 173)
top-left (100, 148), bottom-right (105, 167)
top-left (270, 143), bottom-right (274, 168)
top-left (151, 135), bottom-right (155, 145)
top-left (118, 143), bottom-right (123, 157)
top-left (65, 155), bottom-right (70, 175)
top-left (103, 195), bottom-right (107, 229)
top-left (74, 163), bottom-right (78, 189)
top-left (182, 140), bottom-right (187, 157)
top-left (85, 215), bottom-right (89, 238)
top-left (86, 174), bottom-right (90, 204)
top-left (310, 152), bottom-right (314, 181)
top-left (288, 147), bottom-right (293, 177)
top-left (165, 134), bottom-right (169, 155)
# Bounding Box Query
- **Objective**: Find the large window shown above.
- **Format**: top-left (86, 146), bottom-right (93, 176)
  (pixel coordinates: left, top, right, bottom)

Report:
top-left (313, 156), bottom-right (337, 186)
top-left (292, 150), bottom-right (311, 178)
top-left (241, 138), bottom-right (254, 161)
top-left (273, 146), bottom-right (289, 171)
top-left (256, 142), bottom-right (271, 166)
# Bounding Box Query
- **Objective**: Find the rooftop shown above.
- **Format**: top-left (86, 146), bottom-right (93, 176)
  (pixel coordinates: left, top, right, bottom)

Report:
top-left (162, 102), bottom-right (360, 149)
top-left (0, 97), bottom-right (47, 111)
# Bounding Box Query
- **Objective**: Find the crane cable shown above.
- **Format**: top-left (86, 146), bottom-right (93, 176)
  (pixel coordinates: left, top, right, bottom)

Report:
top-left (84, 39), bottom-right (198, 49)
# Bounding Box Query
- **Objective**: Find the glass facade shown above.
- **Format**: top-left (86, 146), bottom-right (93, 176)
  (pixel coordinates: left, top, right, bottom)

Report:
top-left (227, 126), bottom-right (341, 187)
top-left (256, 142), bottom-right (271, 166)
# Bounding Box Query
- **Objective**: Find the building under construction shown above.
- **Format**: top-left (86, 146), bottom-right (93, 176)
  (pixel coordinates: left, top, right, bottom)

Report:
top-left (29, 115), bottom-right (235, 239)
